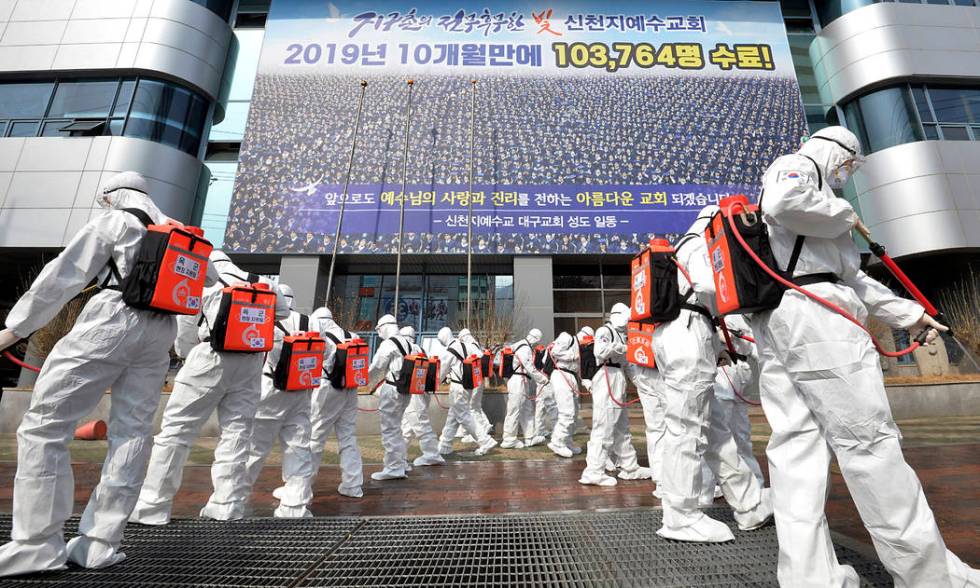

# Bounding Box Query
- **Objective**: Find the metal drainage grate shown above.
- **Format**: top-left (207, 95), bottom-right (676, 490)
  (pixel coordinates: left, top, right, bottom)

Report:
top-left (0, 509), bottom-right (892, 587)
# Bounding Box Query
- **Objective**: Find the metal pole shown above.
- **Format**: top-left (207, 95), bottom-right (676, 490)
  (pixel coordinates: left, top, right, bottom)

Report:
top-left (466, 79), bottom-right (477, 325)
top-left (393, 79), bottom-right (415, 318)
top-left (325, 80), bottom-right (368, 305)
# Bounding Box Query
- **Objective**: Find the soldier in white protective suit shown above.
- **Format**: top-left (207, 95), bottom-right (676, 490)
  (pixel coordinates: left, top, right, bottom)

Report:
top-left (755, 126), bottom-right (976, 587)
top-left (242, 285), bottom-right (316, 518)
top-left (0, 172), bottom-right (214, 574)
top-left (130, 252), bottom-right (290, 525)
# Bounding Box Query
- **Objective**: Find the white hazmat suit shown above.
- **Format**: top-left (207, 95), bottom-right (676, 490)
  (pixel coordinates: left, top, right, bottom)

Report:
top-left (701, 315), bottom-right (764, 504)
top-left (501, 330), bottom-right (548, 448)
top-left (454, 329), bottom-right (493, 441)
top-left (626, 364), bottom-right (667, 485)
top-left (436, 328), bottom-right (497, 456)
top-left (0, 173), bottom-right (195, 575)
top-left (366, 315), bottom-right (413, 481)
top-left (653, 207), bottom-right (772, 543)
top-left (755, 125), bottom-right (976, 587)
top-left (307, 307), bottom-right (363, 498)
top-left (242, 287), bottom-right (316, 518)
top-left (546, 332), bottom-right (582, 458)
top-left (130, 252), bottom-right (289, 524)
top-left (579, 305), bottom-right (649, 486)
top-left (399, 326), bottom-right (446, 467)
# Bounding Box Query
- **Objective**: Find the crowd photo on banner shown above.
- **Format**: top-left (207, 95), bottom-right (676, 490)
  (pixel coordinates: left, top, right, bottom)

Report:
top-left (0, 0), bottom-right (977, 586)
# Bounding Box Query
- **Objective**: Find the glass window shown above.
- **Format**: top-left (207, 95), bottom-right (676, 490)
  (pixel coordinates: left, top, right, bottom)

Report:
top-left (47, 80), bottom-right (118, 119)
top-left (554, 291), bottom-right (603, 313)
top-left (8, 121), bottom-right (40, 137)
top-left (928, 88), bottom-right (980, 124)
top-left (125, 79), bottom-right (209, 155)
top-left (912, 86), bottom-right (932, 122)
top-left (855, 87), bottom-right (922, 152)
top-left (107, 118), bottom-right (125, 136)
top-left (923, 124), bottom-right (940, 140)
top-left (0, 121), bottom-right (7, 136)
top-left (553, 265), bottom-right (601, 288)
top-left (952, 0), bottom-right (975, 5)
top-left (40, 120), bottom-right (72, 137)
top-left (939, 126), bottom-right (970, 140)
top-left (0, 83), bottom-right (54, 118)
top-left (189, 0), bottom-right (233, 20)
top-left (113, 80), bottom-right (136, 117)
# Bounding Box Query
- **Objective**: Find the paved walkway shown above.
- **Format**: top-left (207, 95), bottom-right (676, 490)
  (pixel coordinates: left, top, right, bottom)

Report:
top-left (0, 443), bottom-right (976, 568)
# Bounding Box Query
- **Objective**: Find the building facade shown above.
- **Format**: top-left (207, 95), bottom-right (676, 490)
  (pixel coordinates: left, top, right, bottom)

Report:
top-left (0, 0), bottom-right (978, 346)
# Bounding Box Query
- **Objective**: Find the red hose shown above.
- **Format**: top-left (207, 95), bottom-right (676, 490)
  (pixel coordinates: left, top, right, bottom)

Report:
top-left (721, 365), bottom-right (761, 406)
top-left (725, 201), bottom-right (919, 358)
top-left (3, 351), bottom-right (41, 373)
top-left (357, 381), bottom-right (384, 413)
top-left (431, 389), bottom-right (450, 409)
top-left (733, 332), bottom-right (756, 344)
top-left (603, 364), bottom-right (641, 408)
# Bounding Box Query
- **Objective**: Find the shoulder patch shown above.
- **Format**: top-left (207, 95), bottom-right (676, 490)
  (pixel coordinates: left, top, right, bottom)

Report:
top-left (776, 169), bottom-right (813, 186)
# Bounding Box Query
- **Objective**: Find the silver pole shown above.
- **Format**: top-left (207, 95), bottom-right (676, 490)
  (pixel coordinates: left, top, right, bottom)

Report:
top-left (393, 79), bottom-right (415, 318)
top-left (325, 80), bottom-right (368, 305)
top-left (466, 79), bottom-right (477, 325)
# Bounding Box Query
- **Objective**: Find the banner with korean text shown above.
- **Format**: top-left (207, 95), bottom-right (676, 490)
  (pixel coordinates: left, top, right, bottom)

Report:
top-left (227, 0), bottom-right (807, 254)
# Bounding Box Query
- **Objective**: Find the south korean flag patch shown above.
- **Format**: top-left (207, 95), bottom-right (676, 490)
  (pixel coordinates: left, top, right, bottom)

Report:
top-left (777, 169), bottom-right (812, 186)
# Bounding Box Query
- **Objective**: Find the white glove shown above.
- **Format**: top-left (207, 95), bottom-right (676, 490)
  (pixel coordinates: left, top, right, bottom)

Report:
top-left (0, 328), bottom-right (20, 353)
top-left (912, 313), bottom-right (949, 346)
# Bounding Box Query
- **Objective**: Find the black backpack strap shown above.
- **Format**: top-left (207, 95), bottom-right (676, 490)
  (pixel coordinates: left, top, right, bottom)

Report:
top-left (786, 235), bottom-right (806, 277)
top-left (391, 336), bottom-right (407, 356)
top-left (448, 344), bottom-right (464, 363)
top-left (275, 321), bottom-right (289, 335)
top-left (102, 257), bottom-right (124, 289)
top-left (299, 314), bottom-right (309, 331)
top-left (121, 207), bottom-right (153, 227)
top-left (799, 154), bottom-right (823, 191)
top-left (323, 332), bottom-right (342, 345)
top-left (343, 329), bottom-right (352, 339)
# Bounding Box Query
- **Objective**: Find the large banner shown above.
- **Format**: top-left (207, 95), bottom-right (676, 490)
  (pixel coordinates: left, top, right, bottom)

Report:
top-left (226, 0), bottom-right (807, 254)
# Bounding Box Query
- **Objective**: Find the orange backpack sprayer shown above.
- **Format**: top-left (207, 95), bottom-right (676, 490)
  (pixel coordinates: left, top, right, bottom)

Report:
top-left (448, 341), bottom-right (484, 390)
top-left (708, 194), bottom-right (949, 359)
top-left (274, 331), bottom-right (326, 391)
top-left (626, 322), bottom-right (656, 368)
top-left (626, 238), bottom-right (680, 371)
top-left (630, 238), bottom-right (682, 323)
top-left (323, 331), bottom-right (370, 389)
top-left (109, 209), bottom-right (214, 315)
top-left (578, 335), bottom-right (597, 380)
top-left (209, 282), bottom-right (277, 353)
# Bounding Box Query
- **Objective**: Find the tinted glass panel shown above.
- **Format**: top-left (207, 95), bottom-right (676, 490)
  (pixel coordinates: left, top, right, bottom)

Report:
top-left (0, 121), bottom-right (7, 136)
top-left (8, 121), bottom-right (40, 137)
top-left (41, 120), bottom-right (71, 137)
top-left (940, 126), bottom-right (970, 140)
top-left (108, 118), bottom-right (125, 136)
top-left (47, 80), bottom-right (118, 119)
top-left (923, 124), bottom-right (940, 140)
top-left (929, 88), bottom-right (980, 124)
top-left (856, 87), bottom-right (922, 152)
top-left (912, 87), bottom-right (931, 122)
top-left (125, 79), bottom-right (209, 155)
top-left (113, 80), bottom-right (136, 117)
top-left (190, 0), bottom-right (233, 20)
top-left (0, 83), bottom-right (53, 118)
top-left (554, 291), bottom-right (603, 313)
